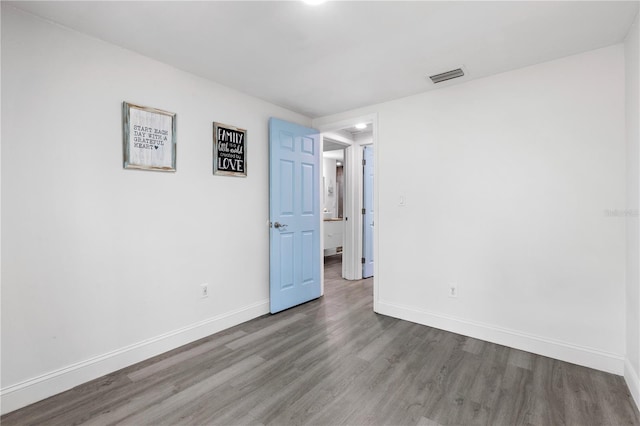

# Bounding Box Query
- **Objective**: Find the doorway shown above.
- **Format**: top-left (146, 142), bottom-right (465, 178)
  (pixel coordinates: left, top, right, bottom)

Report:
top-left (322, 139), bottom-right (347, 271)
top-left (319, 116), bottom-right (376, 287)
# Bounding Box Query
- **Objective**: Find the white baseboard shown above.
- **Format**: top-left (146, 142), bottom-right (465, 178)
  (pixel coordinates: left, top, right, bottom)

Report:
top-left (0, 300), bottom-right (269, 415)
top-left (625, 358), bottom-right (640, 411)
top-left (376, 300), bottom-right (624, 375)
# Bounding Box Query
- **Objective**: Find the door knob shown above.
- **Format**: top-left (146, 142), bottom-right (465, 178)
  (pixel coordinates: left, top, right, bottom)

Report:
top-left (274, 222), bottom-right (287, 229)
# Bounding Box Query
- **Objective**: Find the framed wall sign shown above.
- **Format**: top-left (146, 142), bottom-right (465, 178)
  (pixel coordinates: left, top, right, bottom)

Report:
top-left (213, 122), bottom-right (247, 177)
top-left (122, 102), bottom-right (177, 172)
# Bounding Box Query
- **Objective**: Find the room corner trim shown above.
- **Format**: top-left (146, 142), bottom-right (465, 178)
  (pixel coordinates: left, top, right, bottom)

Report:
top-left (625, 358), bottom-right (640, 411)
top-left (377, 299), bottom-right (624, 375)
top-left (0, 299), bottom-right (270, 415)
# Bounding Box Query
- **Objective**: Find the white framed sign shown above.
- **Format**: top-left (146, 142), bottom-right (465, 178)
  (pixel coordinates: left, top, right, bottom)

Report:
top-left (123, 102), bottom-right (177, 172)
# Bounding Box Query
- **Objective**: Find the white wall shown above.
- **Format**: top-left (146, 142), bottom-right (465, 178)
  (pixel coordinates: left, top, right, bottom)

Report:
top-left (0, 6), bottom-right (310, 413)
top-left (315, 45), bottom-right (627, 374)
top-left (625, 11), bottom-right (640, 407)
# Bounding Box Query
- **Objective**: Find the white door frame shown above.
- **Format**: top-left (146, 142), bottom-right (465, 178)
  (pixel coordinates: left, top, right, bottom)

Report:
top-left (316, 114), bottom-right (378, 309)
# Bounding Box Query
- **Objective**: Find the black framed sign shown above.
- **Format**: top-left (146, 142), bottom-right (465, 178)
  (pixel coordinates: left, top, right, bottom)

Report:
top-left (123, 102), bottom-right (177, 172)
top-left (213, 122), bottom-right (247, 177)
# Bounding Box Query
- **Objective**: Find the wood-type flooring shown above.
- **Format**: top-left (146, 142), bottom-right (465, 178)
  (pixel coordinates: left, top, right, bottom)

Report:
top-left (3, 255), bottom-right (639, 425)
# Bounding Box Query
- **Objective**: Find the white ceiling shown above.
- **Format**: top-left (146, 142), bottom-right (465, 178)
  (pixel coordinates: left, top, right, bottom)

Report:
top-left (9, 1), bottom-right (639, 118)
top-left (323, 149), bottom-right (344, 161)
top-left (323, 139), bottom-right (348, 152)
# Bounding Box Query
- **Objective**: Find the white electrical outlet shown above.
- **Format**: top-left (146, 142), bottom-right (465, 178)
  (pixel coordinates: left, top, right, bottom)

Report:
top-left (201, 283), bottom-right (209, 299)
top-left (449, 284), bottom-right (458, 298)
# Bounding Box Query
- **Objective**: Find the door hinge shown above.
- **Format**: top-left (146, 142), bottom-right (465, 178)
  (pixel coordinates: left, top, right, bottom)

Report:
top-left (362, 208), bottom-right (366, 215)
top-left (362, 159), bottom-right (366, 166)
top-left (361, 257), bottom-right (366, 264)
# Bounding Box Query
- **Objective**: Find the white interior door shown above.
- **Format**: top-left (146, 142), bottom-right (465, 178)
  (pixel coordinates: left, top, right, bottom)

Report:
top-left (362, 145), bottom-right (374, 278)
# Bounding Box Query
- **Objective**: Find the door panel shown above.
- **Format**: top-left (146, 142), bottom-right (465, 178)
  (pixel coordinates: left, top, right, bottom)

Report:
top-left (269, 118), bottom-right (321, 313)
top-left (301, 231), bottom-right (314, 283)
top-left (279, 232), bottom-right (295, 289)
top-left (280, 160), bottom-right (294, 215)
top-left (301, 163), bottom-right (314, 214)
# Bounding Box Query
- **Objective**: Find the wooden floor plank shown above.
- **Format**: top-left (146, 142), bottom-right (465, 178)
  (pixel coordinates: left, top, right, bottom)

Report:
top-left (128, 330), bottom-right (247, 382)
top-left (225, 313), bottom-right (306, 350)
top-left (2, 256), bottom-right (639, 426)
top-left (119, 355), bottom-right (265, 425)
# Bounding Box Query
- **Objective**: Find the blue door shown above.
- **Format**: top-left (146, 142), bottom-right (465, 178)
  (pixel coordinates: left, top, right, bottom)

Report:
top-left (363, 145), bottom-right (374, 278)
top-left (269, 118), bottom-right (321, 313)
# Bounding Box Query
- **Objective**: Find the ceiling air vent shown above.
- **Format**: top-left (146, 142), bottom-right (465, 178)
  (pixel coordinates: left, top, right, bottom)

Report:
top-left (429, 68), bottom-right (465, 84)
